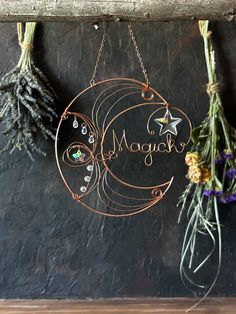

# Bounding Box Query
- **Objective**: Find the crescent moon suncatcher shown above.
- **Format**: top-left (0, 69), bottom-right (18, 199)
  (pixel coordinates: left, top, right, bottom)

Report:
top-left (55, 78), bottom-right (192, 217)
top-left (55, 24), bottom-right (191, 217)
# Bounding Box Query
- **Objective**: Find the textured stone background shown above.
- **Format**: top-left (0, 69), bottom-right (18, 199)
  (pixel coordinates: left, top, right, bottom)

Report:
top-left (0, 21), bottom-right (236, 298)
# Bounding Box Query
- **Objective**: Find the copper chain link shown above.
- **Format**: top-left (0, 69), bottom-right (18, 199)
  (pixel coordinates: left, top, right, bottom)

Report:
top-left (90, 23), bottom-right (151, 87)
top-left (90, 23), bottom-right (109, 86)
top-left (127, 23), bottom-right (150, 86)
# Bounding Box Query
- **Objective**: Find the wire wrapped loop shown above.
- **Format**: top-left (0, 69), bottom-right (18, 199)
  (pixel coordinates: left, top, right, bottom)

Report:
top-left (141, 85), bottom-right (154, 101)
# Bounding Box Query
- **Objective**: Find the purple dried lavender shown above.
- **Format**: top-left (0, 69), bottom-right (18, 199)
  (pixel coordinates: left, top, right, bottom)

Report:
top-left (203, 189), bottom-right (215, 197)
top-left (215, 157), bottom-right (224, 165)
top-left (221, 151), bottom-right (234, 160)
top-left (203, 189), bottom-right (224, 197)
top-left (226, 169), bottom-right (236, 178)
top-left (219, 192), bottom-right (236, 204)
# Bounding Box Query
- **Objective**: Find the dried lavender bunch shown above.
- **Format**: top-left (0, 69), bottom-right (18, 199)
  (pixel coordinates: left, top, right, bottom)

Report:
top-left (0, 22), bottom-right (57, 160)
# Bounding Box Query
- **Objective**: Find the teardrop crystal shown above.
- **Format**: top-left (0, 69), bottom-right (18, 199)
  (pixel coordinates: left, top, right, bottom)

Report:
top-left (88, 135), bottom-right (94, 144)
top-left (81, 127), bottom-right (87, 135)
top-left (73, 119), bottom-right (79, 128)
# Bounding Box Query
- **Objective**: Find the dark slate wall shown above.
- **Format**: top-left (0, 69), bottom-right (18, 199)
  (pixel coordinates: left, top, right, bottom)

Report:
top-left (0, 21), bottom-right (236, 298)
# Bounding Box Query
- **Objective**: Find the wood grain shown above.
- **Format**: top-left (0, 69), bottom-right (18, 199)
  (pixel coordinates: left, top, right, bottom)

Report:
top-left (0, 0), bottom-right (235, 22)
top-left (0, 299), bottom-right (235, 314)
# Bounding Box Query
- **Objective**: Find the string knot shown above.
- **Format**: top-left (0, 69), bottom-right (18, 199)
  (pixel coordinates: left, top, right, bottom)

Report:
top-left (17, 22), bottom-right (34, 50)
top-left (206, 82), bottom-right (221, 95)
top-left (19, 42), bottom-right (34, 50)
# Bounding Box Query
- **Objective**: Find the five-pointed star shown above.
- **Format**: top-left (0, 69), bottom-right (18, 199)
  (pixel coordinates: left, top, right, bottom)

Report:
top-left (72, 149), bottom-right (85, 162)
top-left (155, 109), bottom-right (182, 136)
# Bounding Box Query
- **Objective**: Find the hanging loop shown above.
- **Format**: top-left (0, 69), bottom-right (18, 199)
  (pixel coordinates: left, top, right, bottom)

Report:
top-left (141, 85), bottom-right (154, 101)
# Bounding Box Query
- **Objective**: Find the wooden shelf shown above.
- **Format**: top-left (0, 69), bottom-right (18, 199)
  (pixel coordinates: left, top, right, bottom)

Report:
top-left (0, 298), bottom-right (235, 313)
top-left (0, 0), bottom-right (235, 22)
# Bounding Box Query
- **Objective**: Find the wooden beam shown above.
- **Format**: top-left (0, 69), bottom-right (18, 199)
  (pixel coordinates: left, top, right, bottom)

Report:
top-left (0, 0), bottom-right (235, 22)
top-left (0, 298), bottom-right (236, 313)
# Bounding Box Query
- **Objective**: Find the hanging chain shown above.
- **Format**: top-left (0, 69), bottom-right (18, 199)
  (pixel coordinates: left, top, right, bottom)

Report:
top-left (90, 22), bottom-right (151, 87)
top-left (128, 23), bottom-right (151, 87)
top-left (90, 24), bottom-right (109, 86)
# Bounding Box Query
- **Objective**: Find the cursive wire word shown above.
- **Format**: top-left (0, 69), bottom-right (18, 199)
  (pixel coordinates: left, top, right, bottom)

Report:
top-left (108, 129), bottom-right (186, 166)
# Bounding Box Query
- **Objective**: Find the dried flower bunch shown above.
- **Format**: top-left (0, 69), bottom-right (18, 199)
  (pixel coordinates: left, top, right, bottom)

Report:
top-left (178, 21), bottom-right (236, 310)
top-left (0, 22), bottom-right (57, 160)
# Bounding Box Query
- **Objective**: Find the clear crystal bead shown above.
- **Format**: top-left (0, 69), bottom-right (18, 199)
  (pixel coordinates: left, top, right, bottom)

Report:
top-left (87, 165), bottom-right (93, 171)
top-left (80, 186), bottom-right (87, 193)
top-left (84, 176), bottom-right (90, 182)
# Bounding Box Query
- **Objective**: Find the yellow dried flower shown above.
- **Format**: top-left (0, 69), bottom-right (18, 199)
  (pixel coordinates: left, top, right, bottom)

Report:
top-left (188, 165), bottom-right (202, 183)
top-left (188, 165), bottom-right (211, 184)
top-left (185, 152), bottom-right (200, 166)
top-left (201, 167), bottom-right (212, 183)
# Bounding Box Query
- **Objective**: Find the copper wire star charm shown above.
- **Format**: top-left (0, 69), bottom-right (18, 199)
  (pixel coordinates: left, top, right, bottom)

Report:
top-left (155, 109), bottom-right (182, 136)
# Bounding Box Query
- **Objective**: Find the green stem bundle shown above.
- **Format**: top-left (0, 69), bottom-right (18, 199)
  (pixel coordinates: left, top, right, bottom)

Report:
top-left (178, 21), bottom-right (236, 311)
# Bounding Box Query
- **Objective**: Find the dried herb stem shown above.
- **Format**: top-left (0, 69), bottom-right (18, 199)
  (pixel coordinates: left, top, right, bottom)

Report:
top-left (17, 22), bottom-right (36, 70)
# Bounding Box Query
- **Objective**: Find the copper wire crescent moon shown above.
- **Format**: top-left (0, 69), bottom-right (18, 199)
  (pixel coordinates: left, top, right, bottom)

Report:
top-left (55, 78), bottom-right (192, 217)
